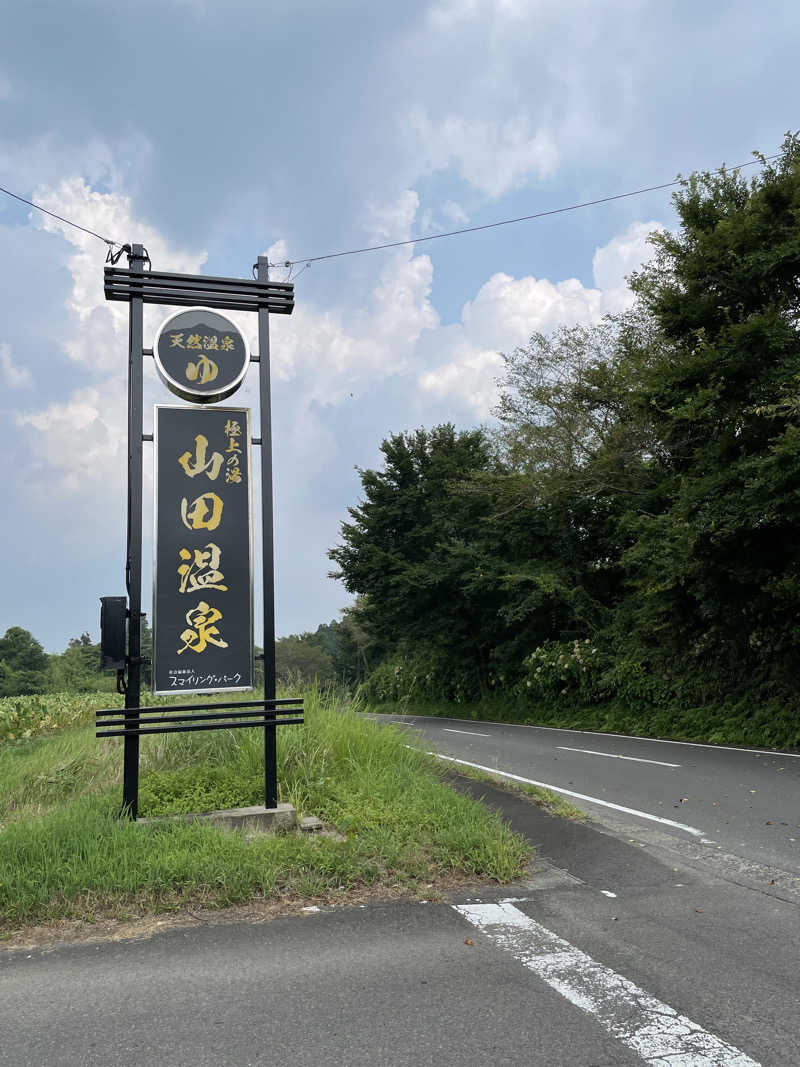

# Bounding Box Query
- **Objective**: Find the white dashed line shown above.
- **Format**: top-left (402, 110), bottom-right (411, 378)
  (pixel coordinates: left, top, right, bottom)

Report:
top-left (442, 727), bottom-right (491, 737)
top-left (454, 900), bottom-right (760, 1066)
top-left (427, 751), bottom-right (706, 837)
top-left (414, 714), bottom-right (800, 759)
top-left (557, 745), bottom-right (681, 768)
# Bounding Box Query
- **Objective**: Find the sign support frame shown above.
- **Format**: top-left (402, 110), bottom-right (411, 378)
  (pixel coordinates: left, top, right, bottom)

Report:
top-left (107, 246), bottom-right (295, 819)
top-left (257, 254), bottom-right (279, 809)
top-left (123, 243), bottom-right (146, 818)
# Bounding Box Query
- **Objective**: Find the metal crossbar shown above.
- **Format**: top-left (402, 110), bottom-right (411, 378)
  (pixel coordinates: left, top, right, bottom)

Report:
top-left (104, 267), bottom-right (294, 314)
top-left (96, 698), bottom-right (304, 738)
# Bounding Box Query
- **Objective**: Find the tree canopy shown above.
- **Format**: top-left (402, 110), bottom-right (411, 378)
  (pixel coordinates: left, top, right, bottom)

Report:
top-left (330, 135), bottom-right (800, 728)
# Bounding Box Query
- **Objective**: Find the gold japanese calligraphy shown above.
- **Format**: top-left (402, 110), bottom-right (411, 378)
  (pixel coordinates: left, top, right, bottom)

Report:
top-left (154, 402), bottom-right (251, 691)
top-left (177, 542), bottom-right (227, 593)
top-left (177, 601), bottom-right (229, 654)
top-left (169, 331), bottom-right (234, 354)
top-left (181, 491), bottom-right (223, 531)
top-left (224, 419), bottom-right (243, 484)
top-left (185, 353), bottom-right (219, 384)
top-left (178, 434), bottom-right (223, 480)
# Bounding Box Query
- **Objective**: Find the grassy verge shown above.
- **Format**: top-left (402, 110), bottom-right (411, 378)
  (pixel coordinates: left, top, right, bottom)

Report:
top-left (0, 691), bottom-right (530, 933)
top-left (370, 695), bottom-right (800, 751)
top-left (443, 761), bottom-right (585, 820)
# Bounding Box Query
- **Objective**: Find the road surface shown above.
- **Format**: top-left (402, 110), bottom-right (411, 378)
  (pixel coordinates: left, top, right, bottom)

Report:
top-left (2, 716), bottom-right (799, 1066)
top-left (377, 712), bottom-right (800, 875)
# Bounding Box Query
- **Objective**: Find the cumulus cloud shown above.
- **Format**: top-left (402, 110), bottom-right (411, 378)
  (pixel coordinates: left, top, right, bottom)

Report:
top-left (17, 384), bottom-right (126, 497)
top-left (408, 110), bottom-right (559, 198)
top-left (418, 219), bottom-right (665, 414)
top-left (32, 177), bottom-right (207, 374)
top-left (0, 342), bottom-right (32, 388)
top-left (592, 219), bottom-right (663, 312)
top-left (14, 173), bottom-right (664, 552)
top-left (12, 180), bottom-right (207, 521)
top-left (441, 200), bottom-right (469, 224)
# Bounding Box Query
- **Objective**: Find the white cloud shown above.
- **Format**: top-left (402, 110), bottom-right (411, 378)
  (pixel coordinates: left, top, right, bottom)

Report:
top-left (16, 176), bottom-right (664, 524)
top-left (419, 219), bottom-right (665, 414)
top-left (17, 384), bottom-right (126, 497)
top-left (0, 341), bottom-right (32, 388)
top-left (364, 189), bottom-right (420, 243)
top-left (32, 177), bottom-right (207, 374)
top-left (461, 272), bottom-right (603, 350)
top-left (408, 110), bottom-right (559, 198)
top-left (264, 238), bottom-right (289, 267)
top-left (592, 219), bottom-right (664, 312)
top-left (12, 180), bottom-right (207, 518)
top-left (441, 199), bottom-right (469, 225)
top-left (420, 342), bottom-right (505, 415)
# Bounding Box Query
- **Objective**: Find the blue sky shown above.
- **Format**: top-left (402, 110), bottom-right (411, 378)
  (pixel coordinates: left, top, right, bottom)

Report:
top-left (0, 0), bottom-right (797, 652)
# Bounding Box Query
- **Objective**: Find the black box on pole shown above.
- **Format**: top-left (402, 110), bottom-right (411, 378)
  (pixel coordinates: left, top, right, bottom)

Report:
top-left (99, 596), bottom-right (127, 671)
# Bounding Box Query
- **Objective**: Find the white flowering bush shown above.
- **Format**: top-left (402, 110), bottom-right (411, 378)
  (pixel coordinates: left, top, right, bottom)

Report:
top-left (359, 651), bottom-right (483, 707)
top-left (518, 639), bottom-right (608, 706)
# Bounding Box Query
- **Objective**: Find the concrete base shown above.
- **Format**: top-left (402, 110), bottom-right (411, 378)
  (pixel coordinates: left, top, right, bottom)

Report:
top-left (140, 803), bottom-right (297, 833)
top-left (299, 815), bottom-right (325, 833)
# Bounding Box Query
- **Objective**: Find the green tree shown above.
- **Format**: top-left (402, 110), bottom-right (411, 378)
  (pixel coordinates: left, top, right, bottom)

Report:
top-left (619, 135), bottom-right (800, 690)
top-left (487, 317), bottom-right (659, 662)
top-left (275, 635), bottom-right (334, 687)
top-left (329, 424), bottom-right (505, 695)
top-left (0, 626), bottom-right (49, 696)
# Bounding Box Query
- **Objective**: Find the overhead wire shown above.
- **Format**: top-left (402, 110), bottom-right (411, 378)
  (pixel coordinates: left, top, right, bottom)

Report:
top-left (284, 153), bottom-right (780, 266)
top-left (0, 182), bottom-right (122, 249)
top-left (0, 150), bottom-right (782, 271)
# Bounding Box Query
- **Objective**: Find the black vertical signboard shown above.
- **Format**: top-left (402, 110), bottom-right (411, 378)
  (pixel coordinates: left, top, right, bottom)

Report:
top-left (153, 405), bottom-right (253, 694)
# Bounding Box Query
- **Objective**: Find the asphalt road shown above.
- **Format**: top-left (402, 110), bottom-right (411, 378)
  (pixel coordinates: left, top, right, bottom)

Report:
top-left (3, 777), bottom-right (799, 1067)
top-left (3, 718), bottom-right (799, 1066)
top-left (376, 713), bottom-right (800, 875)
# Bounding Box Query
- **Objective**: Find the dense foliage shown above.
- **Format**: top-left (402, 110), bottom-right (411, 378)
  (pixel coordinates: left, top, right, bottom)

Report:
top-left (331, 137), bottom-right (800, 746)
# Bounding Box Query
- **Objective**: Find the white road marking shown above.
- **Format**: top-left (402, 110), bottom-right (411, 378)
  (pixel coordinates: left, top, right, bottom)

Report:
top-left (454, 900), bottom-right (760, 1066)
top-left (600, 890), bottom-right (617, 898)
top-left (557, 745), bottom-right (681, 768)
top-left (442, 727), bottom-right (491, 738)
top-left (427, 751), bottom-right (706, 837)
top-left (415, 714), bottom-right (800, 758)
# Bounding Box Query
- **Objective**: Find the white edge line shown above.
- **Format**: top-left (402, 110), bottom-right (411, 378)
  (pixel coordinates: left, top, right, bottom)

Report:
top-left (394, 712), bottom-right (800, 759)
top-left (443, 727), bottom-right (491, 737)
top-left (424, 750), bottom-right (706, 837)
top-left (557, 745), bottom-right (681, 768)
top-left (454, 900), bottom-right (760, 1067)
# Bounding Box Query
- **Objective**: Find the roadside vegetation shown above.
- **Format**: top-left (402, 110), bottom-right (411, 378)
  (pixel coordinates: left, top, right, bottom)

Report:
top-left (0, 690), bottom-right (529, 933)
top-left (327, 138), bottom-right (800, 753)
top-left (443, 759), bottom-right (586, 821)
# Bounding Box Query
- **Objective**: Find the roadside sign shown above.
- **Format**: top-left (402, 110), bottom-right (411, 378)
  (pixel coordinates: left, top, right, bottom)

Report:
top-left (152, 405), bottom-right (253, 695)
top-left (153, 307), bottom-right (249, 403)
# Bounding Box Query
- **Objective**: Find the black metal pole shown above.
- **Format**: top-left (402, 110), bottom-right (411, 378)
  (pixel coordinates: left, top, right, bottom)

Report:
top-left (257, 255), bottom-right (278, 809)
top-left (122, 244), bottom-right (146, 819)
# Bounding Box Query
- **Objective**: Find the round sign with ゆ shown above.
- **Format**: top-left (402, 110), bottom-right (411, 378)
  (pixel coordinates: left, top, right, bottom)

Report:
top-left (153, 307), bottom-right (249, 403)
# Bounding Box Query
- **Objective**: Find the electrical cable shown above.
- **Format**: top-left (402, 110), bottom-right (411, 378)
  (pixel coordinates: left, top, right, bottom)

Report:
top-left (284, 153), bottom-right (780, 266)
top-left (0, 149), bottom-right (781, 269)
top-left (0, 182), bottom-right (122, 248)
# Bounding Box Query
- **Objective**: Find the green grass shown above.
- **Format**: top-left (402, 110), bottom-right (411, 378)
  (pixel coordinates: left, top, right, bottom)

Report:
top-left (0, 691), bottom-right (530, 932)
top-left (434, 758), bottom-right (585, 820)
